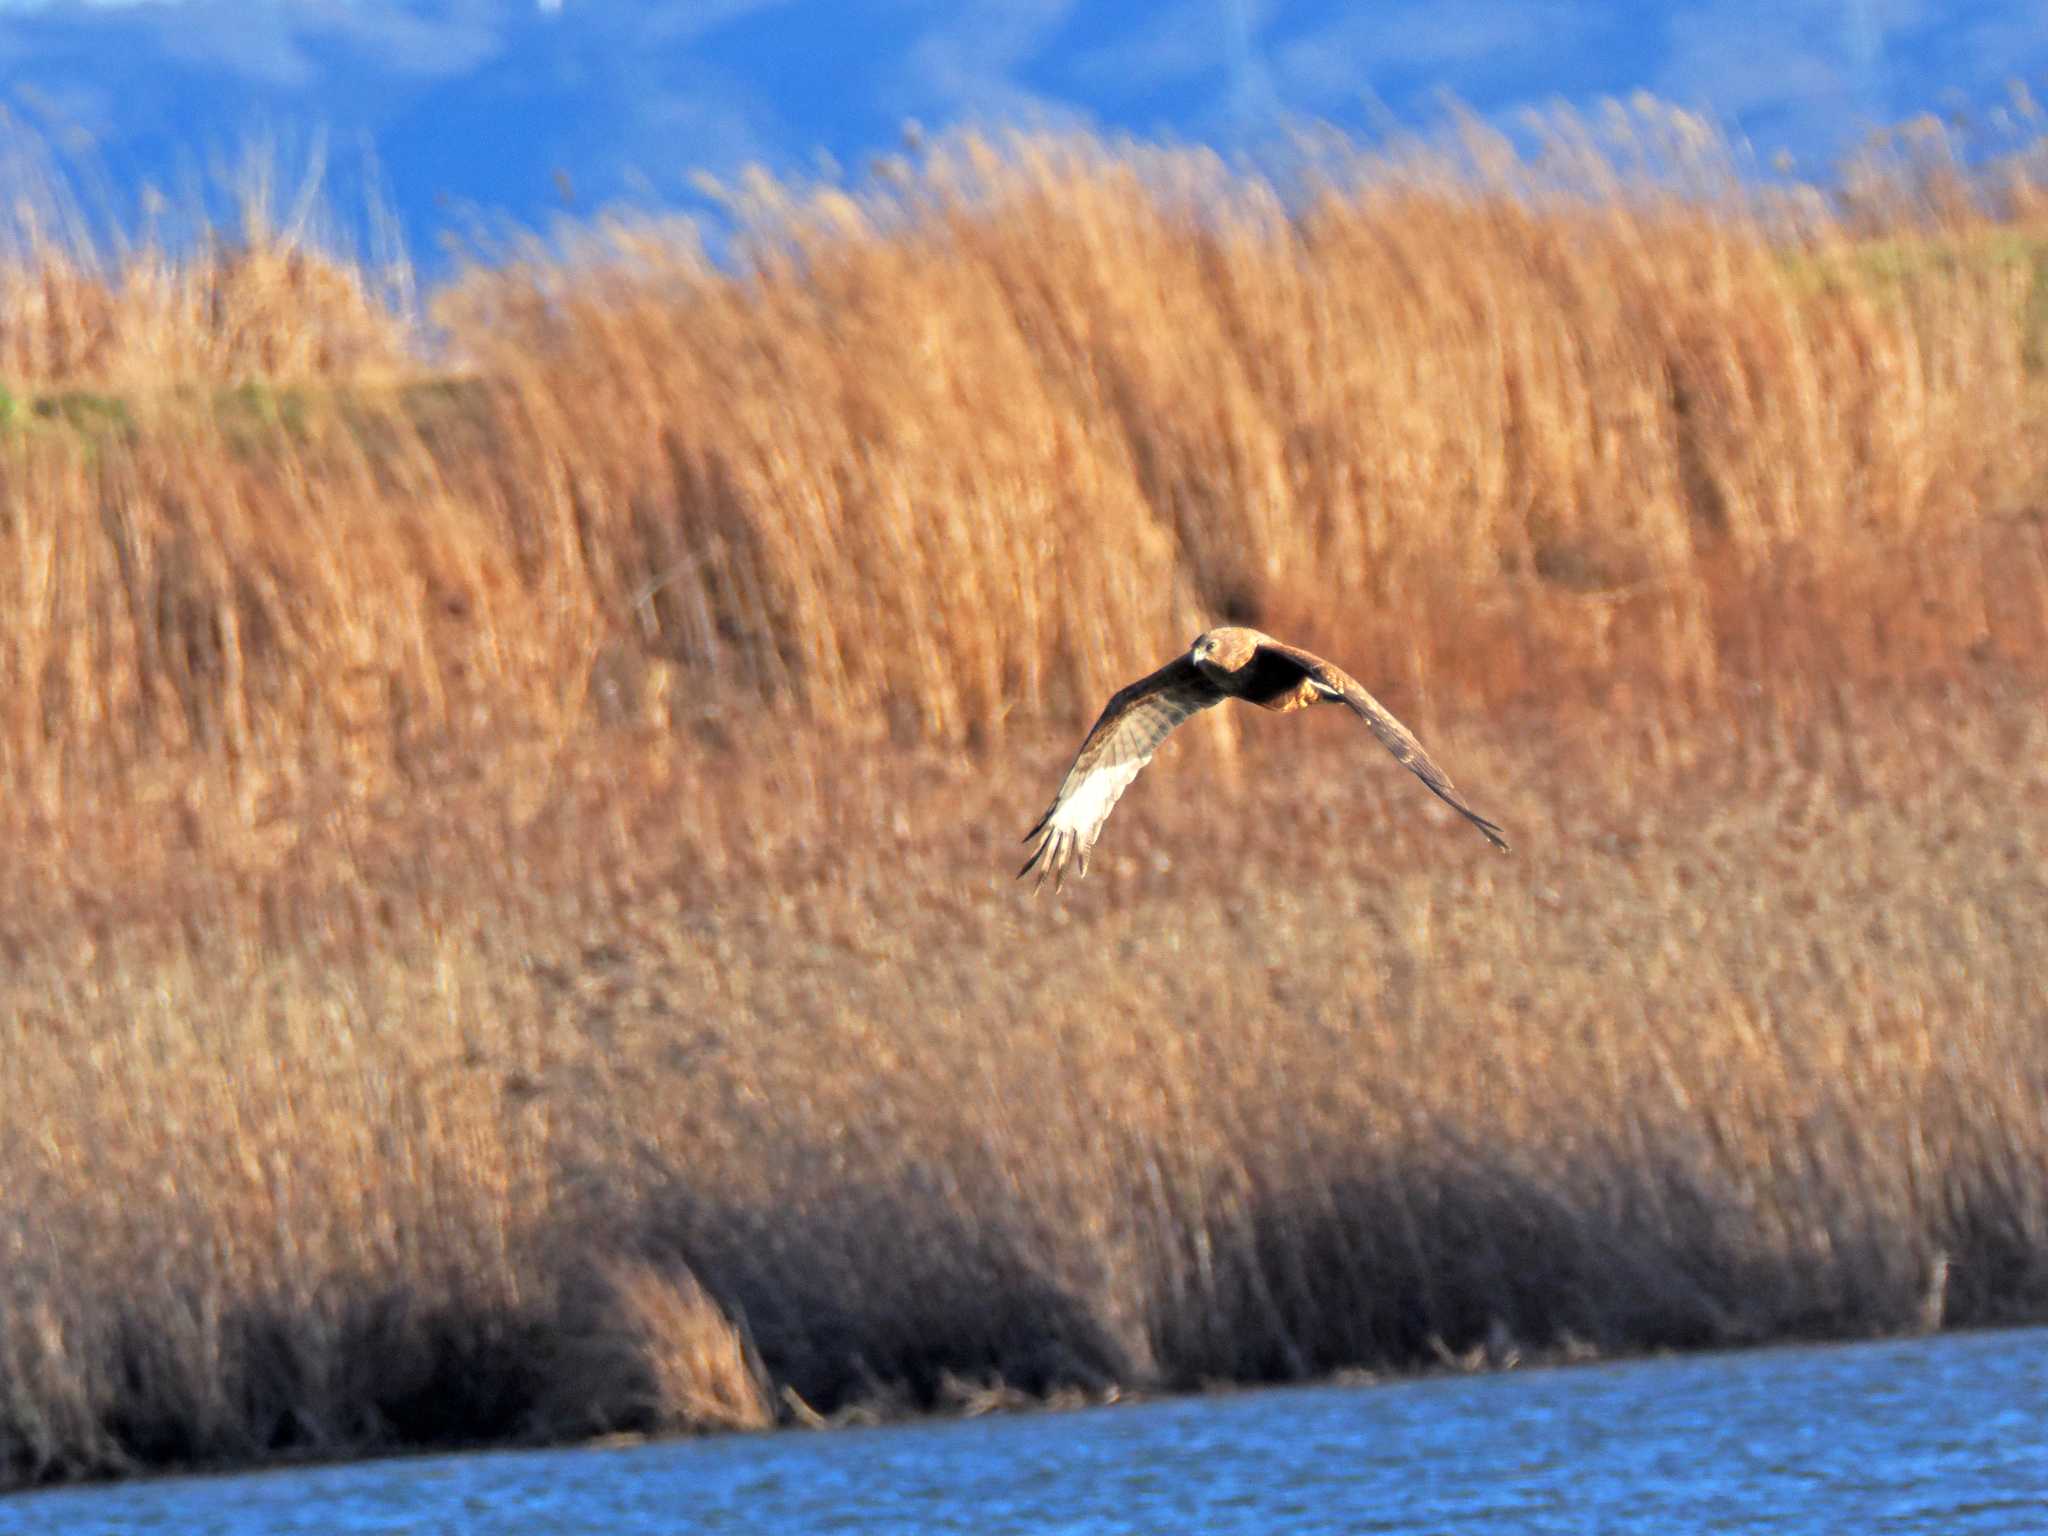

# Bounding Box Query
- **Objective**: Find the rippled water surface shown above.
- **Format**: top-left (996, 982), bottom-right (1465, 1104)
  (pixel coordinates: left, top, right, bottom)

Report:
top-left (9, 1328), bottom-right (2047, 1534)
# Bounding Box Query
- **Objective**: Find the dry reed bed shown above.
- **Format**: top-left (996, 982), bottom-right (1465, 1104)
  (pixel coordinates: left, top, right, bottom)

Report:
top-left (0, 128), bottom-right (2044, 819)
top-left (4, 682), bottom-right (2048, 1489)
top-left (5, 122), bottom-right (2048, 1485)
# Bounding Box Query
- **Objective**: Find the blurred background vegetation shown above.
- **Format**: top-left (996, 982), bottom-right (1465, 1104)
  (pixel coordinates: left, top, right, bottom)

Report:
top-left (4, 101), bottom-right (2048, 1488)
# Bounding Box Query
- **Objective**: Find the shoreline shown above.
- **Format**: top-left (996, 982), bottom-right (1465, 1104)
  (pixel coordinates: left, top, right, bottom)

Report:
top-left (11, 1319), bottom-right (2031, 1498)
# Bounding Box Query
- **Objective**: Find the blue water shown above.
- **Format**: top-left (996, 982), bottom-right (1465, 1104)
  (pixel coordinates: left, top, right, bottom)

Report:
top-left (8, 1328), bottom-right (2047, 1534)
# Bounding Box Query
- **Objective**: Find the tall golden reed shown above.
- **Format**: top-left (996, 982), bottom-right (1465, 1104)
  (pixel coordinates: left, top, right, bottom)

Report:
top-left (4, 105), bottom-right (2048, 1486)
top-left (0, 108), bottom-right (2041, 814)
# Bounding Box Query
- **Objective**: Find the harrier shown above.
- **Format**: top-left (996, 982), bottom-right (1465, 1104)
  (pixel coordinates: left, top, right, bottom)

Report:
top-left (1020, 626), bottom-right (1508, 890)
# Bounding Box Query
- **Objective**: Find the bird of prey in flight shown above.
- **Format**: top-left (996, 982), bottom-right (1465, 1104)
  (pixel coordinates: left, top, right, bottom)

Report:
top-left (1021, 627), bottom-right (1509, 890)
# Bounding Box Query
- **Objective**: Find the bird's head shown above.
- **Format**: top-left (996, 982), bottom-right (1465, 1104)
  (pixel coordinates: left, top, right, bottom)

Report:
top-left (1190, 626), bottom-right (1256, 678)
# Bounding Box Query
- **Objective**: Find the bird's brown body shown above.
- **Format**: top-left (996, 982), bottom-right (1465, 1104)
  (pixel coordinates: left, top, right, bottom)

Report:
top-left (1203, 632), bottom-right (1326, 711)
top-left (1020, 626), bottom-right (1508, 890)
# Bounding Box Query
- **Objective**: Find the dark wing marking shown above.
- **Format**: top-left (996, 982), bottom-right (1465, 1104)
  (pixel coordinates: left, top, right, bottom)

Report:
top-left (1019, 655), bottom-right (1225, 891)
top-left (1261, 640), bottom-right (1510, 852)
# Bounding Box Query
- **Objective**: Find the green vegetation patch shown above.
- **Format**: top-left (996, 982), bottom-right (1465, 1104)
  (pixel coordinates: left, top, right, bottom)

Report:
top-left (1782, 226), bottom-right (2048, 371)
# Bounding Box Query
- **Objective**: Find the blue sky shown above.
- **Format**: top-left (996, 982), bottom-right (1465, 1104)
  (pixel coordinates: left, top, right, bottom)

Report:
top-left (0, 2), bottom-right (2043, 268)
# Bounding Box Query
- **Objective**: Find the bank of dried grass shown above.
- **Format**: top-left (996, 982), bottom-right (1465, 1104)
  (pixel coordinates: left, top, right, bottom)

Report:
top-left (5, 111), bottom-right (2048, 1486)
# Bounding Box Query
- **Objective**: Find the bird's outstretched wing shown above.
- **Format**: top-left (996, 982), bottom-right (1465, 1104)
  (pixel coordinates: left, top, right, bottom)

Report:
top-left (1262, 640), bottom-right (1511, 852)
top-left (1019, 656), bottom-right (1224, 890)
